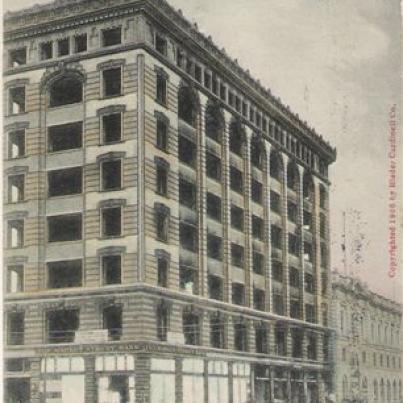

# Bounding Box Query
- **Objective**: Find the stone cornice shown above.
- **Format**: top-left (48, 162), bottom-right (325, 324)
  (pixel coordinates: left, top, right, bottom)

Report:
top-left (4, 0), bottom-right (336, 163)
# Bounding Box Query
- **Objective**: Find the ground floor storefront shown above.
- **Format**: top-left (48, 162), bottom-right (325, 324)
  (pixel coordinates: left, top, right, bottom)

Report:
top-left (5, 343), bottom-right (331, 403)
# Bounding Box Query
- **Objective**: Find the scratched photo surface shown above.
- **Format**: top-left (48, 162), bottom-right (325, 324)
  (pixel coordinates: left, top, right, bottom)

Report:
top-left (2, 0), bottom-right (402, 402)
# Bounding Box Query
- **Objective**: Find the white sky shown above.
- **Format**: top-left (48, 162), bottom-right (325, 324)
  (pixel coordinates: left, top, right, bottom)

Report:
top-left (2, 0), bottom-right (402, 301)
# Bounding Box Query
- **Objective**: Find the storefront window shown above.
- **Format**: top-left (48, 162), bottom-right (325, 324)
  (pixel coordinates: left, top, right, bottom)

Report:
top-left (208, 361), bottom-right (229, 403)
top-left (232, 363), bottom-right (250, 403)
top-left (150, 359), bottom-right (175, 403)
top-left (182, 359), bottom-right (204, 403)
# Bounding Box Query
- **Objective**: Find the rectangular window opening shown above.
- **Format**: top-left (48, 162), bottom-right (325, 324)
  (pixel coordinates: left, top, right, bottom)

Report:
top-left (48, 214), bottom-right (82, 242)
top-left (48, 122), bottom-right (82, 152)
top-left (102, 207), bottom-right (122, 238)
top-left (48, 167), bottom-right (82, 197)
top-left (103, 255), bottom-right (122, 285)
top-left (102, 27), bottom-right (122, 47)
top-left (103, 68), bottom-right (122, 97)
top-left (47, 259), bottom-right (82, 289)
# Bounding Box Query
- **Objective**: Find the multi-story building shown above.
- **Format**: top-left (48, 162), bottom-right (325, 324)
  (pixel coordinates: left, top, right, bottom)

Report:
top-left (332, 273), bottom-right (402, 403)
top-left (3, 0), bottom-right (336, 401)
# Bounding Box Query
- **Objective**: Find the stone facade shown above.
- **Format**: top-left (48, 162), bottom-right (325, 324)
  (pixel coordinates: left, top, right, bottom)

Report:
top-left (3, 0), bottom-right (336, 402)
top-left (331, 273), bottom-right (402, 403)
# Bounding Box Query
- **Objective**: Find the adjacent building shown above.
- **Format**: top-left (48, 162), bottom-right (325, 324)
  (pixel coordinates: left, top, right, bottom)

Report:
top-left (3, 0), bottom-right (336, 401)
top-left (332, 272), bottom-right (402, 403)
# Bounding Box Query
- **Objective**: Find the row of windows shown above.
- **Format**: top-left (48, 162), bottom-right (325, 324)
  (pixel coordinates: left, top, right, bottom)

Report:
top-left (341, 348), bottom-right (402, 370)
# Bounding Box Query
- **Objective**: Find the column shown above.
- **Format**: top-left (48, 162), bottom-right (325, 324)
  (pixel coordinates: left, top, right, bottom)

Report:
top-left (298, 166), bottom-right (306, 320)
top-left (85, 356), bottom-right (97, 403)
top-left (312, 178), bottom-right (322, 324)
top-left (282, 153), bottom-right (290, 317)
top-left (29, 357), bottom-right (42, 403)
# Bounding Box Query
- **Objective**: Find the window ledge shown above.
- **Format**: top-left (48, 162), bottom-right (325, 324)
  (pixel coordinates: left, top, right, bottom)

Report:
top-left (101, 93), bottom-right (123, 100)
top-left (7, 112), bottom-right (28, 117)
top-left (48, 193), bottom-right (83, 200)
top-left (155, 99), bottom-right (168, 108)
top-left (99, 235), bottom-right (124, 240)
top-left (48, 102), bottom-right (83, 111)
top-left (100, 140), bottom-right (125, 146)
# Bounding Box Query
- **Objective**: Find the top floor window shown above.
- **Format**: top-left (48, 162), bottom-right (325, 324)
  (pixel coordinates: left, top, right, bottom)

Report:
top-left (229, 120), bottom-right (244, 156)
top-left (57, 38), bottom-right (70, 57)
top-left (178, 85), bottom-right (198, 127)
top-left (74, 34), bottom-right (87, 53)
top-left (102, 27), bottom-right (122, 47)
top-left (155, 34), bottom-right (167, 55)
top-left (40, 42), bottom-right (53, 60)
top-left (205, 102), bottom-right (224, 143)
top-left (49, 76), bottom-right (83, 107)
top-left (9, 48), bottom-right (27, 68)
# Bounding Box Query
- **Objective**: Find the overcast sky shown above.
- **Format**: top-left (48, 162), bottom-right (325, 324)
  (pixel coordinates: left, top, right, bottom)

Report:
top-left (3, 0), bottom-right (402, 301)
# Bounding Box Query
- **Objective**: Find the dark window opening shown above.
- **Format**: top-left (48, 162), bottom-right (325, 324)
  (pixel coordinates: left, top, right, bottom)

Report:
top-left (320, 185), bottom-right (327, 209)
top-left (155, 207), bottom-right (169, 242)
top-left (7, 265), bottom-right (24, 293)
top-left (157, 257), bottom-right (168, 287)
top-left (48, 122), bottom-right (82, 152)
top-left (155, 34), bottom-right (167, 55)
top-left (321, 244), bottom-right (328, 268)
top-left (270, 191), bottom-right (281, 214)
top-left (48, 167), bottom-right (82, 197)
top-left (103, 68), bottom-right (121, 97)
top-left (234, 323), bottom-right (247, 351)
top-left (157, 119), bottom-right (168, 150)
top-left (231, 243), bottom-right (244, 268)
top-left (101, 160), bottom-right (121, 191)
top-left (251, 140), bottom-right (263, 168)
top-left (210, 316), bottom-right (225, 349)
top-left (183, 312), bottom-right (200, 345)
top-left (287, 165), bottom-right (299, 191)
top-left (47, 259), bottom-right (82, 289)
top-left (230, 166), bottom-right (243, 193)
top-left (204, 71), bottom-right (211, 90)
top-left (229, 121), bottom-right (244, 155)
top-left (208, 275), bottom-right (223, 301)
top-left (6, 378), bottom-right (30, 403)
top-left (102, 207), bottom-right (122, 238)
top-left (178, 136), bottom-right (196, 167)
top-left (289, 267), bottom-right (300, 287)
top-left (207, 234), bottom-right (222, 261)
top-left (9, 48), bottom-right (27, 68)
top-left (271, 225), bottom-right (282, 249)
top-left (105, 376), bottom-right (130, 402)
top-left (178, 86), bottom-right (198, 127)
top-left (103, 255), bottom-right (121, 285)
top-left (179, 264), bottom-right (198, 295)
top-left (57, 38), bottom-right (70, 56)
top-left (231, 204), bottom-right (244, 231)
top-left (205, 103), bottom-right (224, 142)
top-left (40, 42), bottom-right (53, 60)
top-left (157, 304), bottom-right (168, 341)
top-left (8, 130), bottom-right (25, 159)
top-left (305, 304), bottom-right (316, 323)
top-left (292, 329), bottom-right (303, 357)
top-left (47, 309), bottom-right (79, 343)
top-left (320, 213), bottom-right (326, 238)
top-left (156, 165), bottom-right (168, 196)
top-left (270, 153), bottom-right (282, 180)
top-left (275, 327), bottom-right (286, 355)
top-left (304, 242), bottom-right (313, 262)
top-left (255, 325), bottom-right (268, 354)
top-left (156, 73), bottom-right (167, 105)
top-left (252, 215), bottom-right (264, 240)
top-left (8, 312), bottom-right (24, 345)
top-left (307, 336), bottom-right (317, 360)
top-left (195, 66), bottom-right (202, 83)
top-left (272, 261), bottom-right (283, 282)
top-left (49, 76), bottom-right (82, 107)
top-left (305, 273), bottom-right (315, 293)
top-left (290, 299), bottom-right (301, 319)
top-left (8, 219), bottom-right (24, 248)
top-left (220, 83), bottom-right (226, 101)
top-left (251, 179), bottom-right (263, 204)
top-left (288, 233), bottom-right (300, 256)
top-left (103, 305), bottom-right (122, 341)
top-left (207, 193), bottom-right (221, 221)
top-left (103, 113), bottom-right (122, 143)
top-left (273, 293), bottom-right (284, 316)
top-left (179, 222), bottom-right (198, 252)
top-left (9, 86), bottom-right (25, 114)
top-left (232, 283), bottom-right (245, 305)
top-left (102, 27), bottom-right (122, 47)
top-left (6, 358), bottom-right (28, 372)
top-left (74, 34), bottom-right (87, 53)
top-left (179, 178), bottom-right (196, 209)
top-left (287, 201), bottom-right (298, 223)
top-left (303, 210), bottom-right (312, 231)
top-left (252, 251), bottom-right (264, 275)
top-left (253, 288), bottom-right (265, 311)
top-left (48, 214), bottom-right (82, 242)
top-left (206, 152), bottom-right (221, 180)
top-left (8, 174), bottom-right (25, 203)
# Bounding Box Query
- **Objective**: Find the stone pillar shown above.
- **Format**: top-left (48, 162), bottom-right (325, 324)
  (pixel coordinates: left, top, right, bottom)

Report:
top-left (313, 177), bottom-right (322, 325)
top-left (29, 357), bottom-right (42, 403)
top-left (298, 166), bottom-right (306, 321)
top-left (282, 153), bottom-right (290, 317)
top-left (85, 356), bottom-right (97, 403)
top-left (175, 358), bottom-right (183, 403)
top-left (135, 354), bottom-right (151, 403)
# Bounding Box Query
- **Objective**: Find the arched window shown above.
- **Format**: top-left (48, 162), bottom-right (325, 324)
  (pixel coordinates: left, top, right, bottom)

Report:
top-left (229, 119), bottom-right (244, 156)
top-left (251, 136), bottom-right (264, 168)
top-left (205, 101), bottom-right (224, 143)
top-left (374, 379), bottom-right (378, 401)
top-left (178, 84), bottom-right (199, 127)
top-left (303, 172), bottom-right (314, 201)
top-left (49, 75), bottom-right (83, 107)
top-left (287, 161), bottom-right (299, 191)
top-left (270, 150), bottom-right (283, 180)
top-left (342, 376), bottom-right (348, 399)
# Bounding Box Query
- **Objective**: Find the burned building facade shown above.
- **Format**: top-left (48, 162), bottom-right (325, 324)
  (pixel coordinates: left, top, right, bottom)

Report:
top-left (3, 0), bottom-right (336, 401)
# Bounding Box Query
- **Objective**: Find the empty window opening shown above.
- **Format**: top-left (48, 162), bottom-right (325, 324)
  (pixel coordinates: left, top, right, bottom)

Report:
top-left (271, 225), bottom-right (282, 249)
top-left (307, 336), bottom-right (317, 360)
top-left (102, 113), bottom-right (122, 143)
top-left (9, 48), bottom-right (27, 68)
top-left (229, 198), bottom-right (245, 227)
top-left (205, 102), bottom-right (224, 142)
top-left (234, 323), bottom-right (247, 351)
top-left (178, 86), bottom-right (198, 127)
top-left (8, 174), bottom-right (24, 203)
top-left (232, 283), bottom-right (245, 305)
top-left (155, 34), bottom-right (167, 55)
top-left (304, 242), bottom-right (313, 262)
top-left (207, 234), bottom-right (222, 261)
top-left (251, 179), bottom-right (263, 204)
top-left (103, 255), bottom-right (121, 285)
top-left (155, 204), bottom-right (170, 242)
top-left (103, 305), bottom-right (122, 341)
top-left (288, 233), bottom-right (300, 256)
top-left (303, 210), bottom-right (312, 231)
top-left (287, 164), bottom-right (299, 191)
top-left (305, 304), bottom-right (316, 323)
top-left (231, 243), bottom-right (244, 268)
top-left (253, 251), bottom-right (264, 275)
top-left (157, 257), bottom-right (168, 287)
top-left (251, 140), bottom-right (264, 168)
top-left (179, 178), bottom-right (196, 209)
top-left (275, 327), bottom-right (286, 355)
top-left (8, 220), bottom-right (24, 248)
top-left (40, 42), bottom-right (53, 60)
top-left (287, 201), bottom-right (298, 223)
top-left (206, 152), bottom-right (221, 180)
top-left (270, 152), bottom-right (283, 180)
top-left (101, 160), bottom-right (122, 191)
top-left (156, 165), bottom-right (168, 196)
top-left (102, 207), bottom-right (122, 238)
top-left (183, 312), bottom-right (200, 345)
top-left (253, 288), bottom-right (265, 311)
top-left (103, 68), bottom-right (121, 97)
top-left (272, 261), bottom-right (283, 282)
top-left (102, 27), bottom-right (122, 47)
top-left (207, 193), bottom-right (221, 221)
top-left (219, 83), bottom-right (226, 101)
top-left (290, 299), bottom-right (301, 319)
top-left (9, 86), bottom-right (25, 114)
top-left (291, 329), bottom-right (303, 357)
top-left (57, 38), bottom-right (70, 56)
top-left (48, 167), bottom-right (82, 197)
top-left (273, 293), bottom-right (284, 316)
top-left (8, 130), bottom-right (25, 159)
top-left (208, 275), bottom-right (223, 301)
top-left (8, 312), bottom-right (24, 345)
top-left (179, 222), bottom-right (198, 252)
top-left (179, 264), bottom-right (198, 294)
top-left (6, 378), bottom-right (30, 403)
top-left (210, 316), bottom-right (225, 349)
top-left (230, 166), bottom-right (243, 193)
top-left (6, 358), bottom-right (28, 372)
top-left (47, 309), bottom-right (79, 343)
top-left (49, 76), bottom-right (82, 107)
top-left (156, 73), bottom-right (167, 105)
top-left (178, 136), bottom-right (196, 167)
top-left (289, 267), bottom-right (300, 288)
top-left (7, 265), bottom-right (24, 293)
top-left (320, 213), bottom-right (326, 238)
top-left (47, 259), bottom-right (82, 289)
top-left (157, 303), bottom-right (169, 341)
top-left (204, 71), bottom-right (211, 90)
top-left (100, 376), bottom-right (131, 403)
top-left (305, 273), bottom-right (315, 293)
top-left (48, 214), bottom-right (82, 242)
top-left (255, 325), bottom-right (268, 354)
top-left (74, 34), bottom-right (87, 53)
top-left (194, 65), bottom-right (202, 83)
top-left (156, 118), bottom-right (168, 150)
top-left (270, 191), bottom-right (281, 214)
top-left (48, 122), bottom-right (82, 152)
top-left (229, 120), bottom-right (244, 155)
top-left (252, 215), bottom-right (264, 240)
